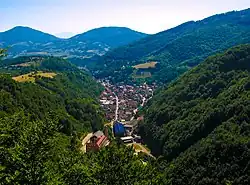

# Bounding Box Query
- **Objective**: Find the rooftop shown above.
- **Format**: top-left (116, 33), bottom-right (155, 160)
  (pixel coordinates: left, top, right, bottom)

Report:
top-left (94, 131), bottom-right (104, 138)
top-left (120, 136), bottom-right (134, 141)
top-left (96, 135), bottom-right (107, 147)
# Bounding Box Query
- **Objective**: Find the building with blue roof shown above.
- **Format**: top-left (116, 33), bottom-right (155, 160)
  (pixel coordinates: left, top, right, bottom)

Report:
top-left (113, 121), bottom-right (125, 137)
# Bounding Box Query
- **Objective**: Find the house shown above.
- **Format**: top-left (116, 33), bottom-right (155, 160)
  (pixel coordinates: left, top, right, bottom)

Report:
top-left (86, 131), bottom-right (109, 152)
top-left (113, 121), bottom-right (125, 137)
top-left (120, 136), bottom-right (134, 144)
top-left (137, 116), bottom-right (144, 121)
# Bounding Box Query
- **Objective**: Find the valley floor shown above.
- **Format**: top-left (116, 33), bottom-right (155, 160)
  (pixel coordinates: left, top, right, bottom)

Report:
top-left (81, 79), bottom-right (156, 157)
top-left (99, 80), bottom-right (156, 122)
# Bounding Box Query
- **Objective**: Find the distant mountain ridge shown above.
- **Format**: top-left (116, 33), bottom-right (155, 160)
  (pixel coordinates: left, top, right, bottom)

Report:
top-left (71, 27), bottom-right (147, 47)
top-left (103, 8), bottom-right (250, 62)
top-left (0, 26), bottom-right (60, 44)
top-left (93, 8), bottom-right (250, 84)
top-left (0, 26), bottom-right (148, 59)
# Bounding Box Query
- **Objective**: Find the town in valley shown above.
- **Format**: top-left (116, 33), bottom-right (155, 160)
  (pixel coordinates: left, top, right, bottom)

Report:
top-left (81, 79), bottom-right (156, 157)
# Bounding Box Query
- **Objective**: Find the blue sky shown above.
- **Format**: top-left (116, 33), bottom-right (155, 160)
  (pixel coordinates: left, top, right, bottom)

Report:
top-left (1, 0), bottom-right (249, 37)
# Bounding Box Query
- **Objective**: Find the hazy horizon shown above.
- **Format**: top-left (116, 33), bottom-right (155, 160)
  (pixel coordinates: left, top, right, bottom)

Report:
top-left (1, 0), bottom-right (249, 37)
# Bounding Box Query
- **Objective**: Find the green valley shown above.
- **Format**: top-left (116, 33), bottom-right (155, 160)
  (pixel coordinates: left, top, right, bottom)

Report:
top-left (1, 4), bottom-right (250, 185)
top-left (0, 54), bottom-right (162, 184)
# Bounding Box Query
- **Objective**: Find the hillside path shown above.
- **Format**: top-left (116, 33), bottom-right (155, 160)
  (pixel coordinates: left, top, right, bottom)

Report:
top-left (81, 133), bottom-right (93, 153)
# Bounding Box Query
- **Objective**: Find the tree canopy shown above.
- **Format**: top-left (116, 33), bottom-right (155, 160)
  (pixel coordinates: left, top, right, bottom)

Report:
top-left (0, 49), bottom-right (6, 59)
top-left (139, 44), bottom-right (250, 185)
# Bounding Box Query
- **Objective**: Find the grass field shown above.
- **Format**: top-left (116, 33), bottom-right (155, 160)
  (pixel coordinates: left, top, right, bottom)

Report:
top-left (133, 62), bottom-right (157, 69)
top-left (13, 62), bottom-right (34, 67)
top-left (132, 143), bottom-right (142, 150)
top-left (12, 71), bottom-right (57, 83)
top-left (127, 143), bottom-right (152, 157)
top-left (12, 57), bottom-right (45, 67)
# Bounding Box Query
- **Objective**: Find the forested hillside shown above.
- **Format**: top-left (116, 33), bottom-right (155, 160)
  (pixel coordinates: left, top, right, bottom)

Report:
top-left (0, 113), bottom-right (162, 184)
top-left (0, 53), bottom-right (163, 184)
top-left (93, 8), bottom-right (250, 84)
top-left (0, 56), bottom-right (104, 134)
top-left (70, 27), bottom-right (147, 48)
top-left (140, 44), bottom-right (250, 184)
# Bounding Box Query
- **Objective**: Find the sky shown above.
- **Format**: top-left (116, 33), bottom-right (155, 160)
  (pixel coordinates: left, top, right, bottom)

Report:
top-left (1, 0), bottom-right (249, 38)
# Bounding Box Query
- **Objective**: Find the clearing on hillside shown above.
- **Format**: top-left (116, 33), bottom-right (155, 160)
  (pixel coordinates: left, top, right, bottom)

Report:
top-left (133, 62), bottom-right (157, 69)
top-left (12, 71), bottom-right (57, 82)
top-left (133, 72), bottom-right (152, 79)
top-left (12, 61), bottom-right (36, 67)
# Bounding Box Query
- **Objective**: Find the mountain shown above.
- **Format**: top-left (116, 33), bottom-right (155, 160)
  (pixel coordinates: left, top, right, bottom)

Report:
top-left (139, 44), bottom-right (250, 184)
top-left (0, 26), bottom-right (148, 59)
top-left (70, 27), bottom-right (148, 47)
top-left (93, 8), bottom-right (250, 84)
top-left (0, 26), bottom-right (60, 44)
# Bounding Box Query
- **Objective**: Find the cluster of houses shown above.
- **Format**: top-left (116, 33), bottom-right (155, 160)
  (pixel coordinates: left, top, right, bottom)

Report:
top-left (84, 80), bottom-right (154, 153)
top-left (85, 119), bottom-right (144, 152)
top-left (113, 121), bottom-right (142, 144)
top-left (100, 81), bottom-right (156, 121)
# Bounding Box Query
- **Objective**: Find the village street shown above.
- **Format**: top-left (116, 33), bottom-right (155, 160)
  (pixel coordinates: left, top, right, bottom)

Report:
top-left (114, 92), bottom-right (119, 121)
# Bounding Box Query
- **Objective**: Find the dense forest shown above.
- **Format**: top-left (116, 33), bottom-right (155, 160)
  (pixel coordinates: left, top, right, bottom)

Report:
top-left (140, 44), bottom-right (250, 184)
top-left (1, 112), bottom-right (163, 184)
top-left (92, 9), bottom-right (250, 84)
top-left (0, 56), bottom-right (104, 135)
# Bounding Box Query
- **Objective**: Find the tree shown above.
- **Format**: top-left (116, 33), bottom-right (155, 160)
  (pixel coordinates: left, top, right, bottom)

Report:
top-left (0, 112), bottom-right (58, 184)
top-left (0, 49), bottom-right (7, 59)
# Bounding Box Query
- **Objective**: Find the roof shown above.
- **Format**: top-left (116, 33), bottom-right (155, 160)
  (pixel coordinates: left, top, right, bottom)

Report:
top-left (94, 131), bottom-right (104, 138)
top-left (124, 124), bottom-right (133, 128)
top-left (120, 136), bottom-right (134, 141)
top-left (96, 135), bottom-right (107, 147)
top-left (137, 116), bottom-right (144, 121)
top-left (113, 122), bottom-right (125, 136)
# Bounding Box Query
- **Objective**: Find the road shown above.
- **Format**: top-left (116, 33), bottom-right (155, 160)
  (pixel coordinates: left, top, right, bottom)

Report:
top-left (130, 108), bottom-right (138, 121)
top-left (80, 133), bottom-right (93, 153)
top-left (114, 93), bottom-right (119, 121)
top-left (141, 96), bottom-right (146, 107)
top-left (130, 96), bottom-right (147, 121)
